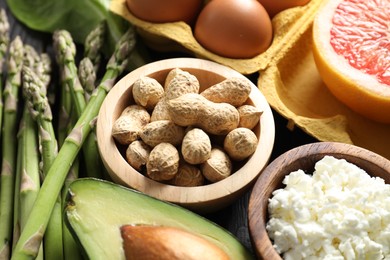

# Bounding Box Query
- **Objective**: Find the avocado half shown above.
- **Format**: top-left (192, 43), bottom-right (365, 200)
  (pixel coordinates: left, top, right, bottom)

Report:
top-left (64, 178), bottom-right (254, 260)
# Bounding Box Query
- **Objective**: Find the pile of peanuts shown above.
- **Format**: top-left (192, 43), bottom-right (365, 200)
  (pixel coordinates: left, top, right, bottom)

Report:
top-left (111, 68), bottom-right (262, 187)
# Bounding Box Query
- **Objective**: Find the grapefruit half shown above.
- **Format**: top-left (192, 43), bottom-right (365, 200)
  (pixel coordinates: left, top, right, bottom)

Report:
top-left (312, 0), bottom-right (390, 123)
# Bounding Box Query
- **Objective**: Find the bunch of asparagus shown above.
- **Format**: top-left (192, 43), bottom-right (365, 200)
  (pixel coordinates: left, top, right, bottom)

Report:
top-left (0, 8), bottom-right (137, 259)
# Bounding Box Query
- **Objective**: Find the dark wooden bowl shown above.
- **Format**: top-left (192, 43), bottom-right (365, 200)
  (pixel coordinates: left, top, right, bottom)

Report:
top-left (248, 141), bottom-right (390, 259)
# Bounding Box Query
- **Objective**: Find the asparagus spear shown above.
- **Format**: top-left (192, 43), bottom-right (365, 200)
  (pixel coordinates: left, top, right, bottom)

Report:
top-left (23, 65), bottom-right (65, 260)
top-left (0, 36), bottom-right (24, 260)
top-left (12, 118), bottom-right (24, 249)
top-left (52, 34), bottom-right (84, 260)
top-left (55, 51), bottom-right (83, 260)
top-left (22, 46), bottom-right (52, 175)
top-left (23, 67), bottom-right (57, 176)
top-left (16, 44), bottom-right (50, 260)
top-left (16, 113), bottom-right (40, 245)
top-left (79, 22), bottom-right (104, 102)
top-left (12, 44), bottom-right (41, 250)
top-left (84, 21), bottom-right (105, 74)
top-left (62, 38), bottom-right (87, 260)
top-left (56, 63), bottom-right (73, 146)
top-left (17, 112), bottom-right (42, 260)
top-left (0, 8), bottom-right (10, 144)
top-left (12, 27), bottom-right (136, 260)
top-left (17, 113), bottom-right (42, 259)
top-left (53, 30), bottom-right (85, 116)
top-left (53, 30), bottom-right (103, 179)
top-left (55, 35), bottom-right (84, 260)
top-left (20, 48), bottom-right (52, 201)
top-left (78, 57), bottom-right (96, 102)
top-left (27, 52), bottom-right (64, 260)
top-left (9, 41), bottom-right (55, 260)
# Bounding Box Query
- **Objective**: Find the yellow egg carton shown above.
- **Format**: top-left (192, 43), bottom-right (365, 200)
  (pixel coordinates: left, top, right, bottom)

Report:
top-left (110, 0), bottom-right (390, 161)
top-left (110, 0), bottom-right (322, 74)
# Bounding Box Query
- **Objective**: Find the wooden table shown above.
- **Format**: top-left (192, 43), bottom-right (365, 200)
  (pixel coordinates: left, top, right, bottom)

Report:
top-left (1, 1), bottom-right (318, 258)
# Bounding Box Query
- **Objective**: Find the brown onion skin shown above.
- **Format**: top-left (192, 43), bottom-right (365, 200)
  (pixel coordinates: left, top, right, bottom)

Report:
top-left (194, 0), bottom-right (273, 59)
top-left (126, 0), bottom-right (203, 24)
top-left (257, 0), bottom-right (312, 18)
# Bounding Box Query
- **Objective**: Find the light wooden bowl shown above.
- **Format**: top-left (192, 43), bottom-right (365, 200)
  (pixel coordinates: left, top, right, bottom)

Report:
top-left (96, 58), bottom-right (275, 213)
top-left (248, 142), bottom-right (390, 259)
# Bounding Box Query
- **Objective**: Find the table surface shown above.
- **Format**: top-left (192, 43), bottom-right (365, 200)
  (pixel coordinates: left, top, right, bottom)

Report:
top-left (2, 1), bottom-right (318, 258)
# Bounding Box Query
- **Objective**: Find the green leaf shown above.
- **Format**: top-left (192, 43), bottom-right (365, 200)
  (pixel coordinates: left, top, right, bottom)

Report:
top-left (6, 0), bottom-right (128, 54)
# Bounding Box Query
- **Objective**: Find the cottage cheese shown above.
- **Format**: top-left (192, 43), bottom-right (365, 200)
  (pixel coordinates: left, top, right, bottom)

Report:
top-left (266, 156), bottom-right (390, 260)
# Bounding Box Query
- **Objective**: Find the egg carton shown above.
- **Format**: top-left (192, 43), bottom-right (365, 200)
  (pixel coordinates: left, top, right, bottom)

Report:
top-left (110, 0), bottom-right (322, 75)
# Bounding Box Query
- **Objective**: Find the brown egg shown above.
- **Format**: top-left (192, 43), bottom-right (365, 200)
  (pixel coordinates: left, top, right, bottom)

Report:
top-left (257, 0), bottom-right (312, 18)
top-left (194, 0), bottom-right (273, 59)
top-left (126, 0), bottom-right (203, 24)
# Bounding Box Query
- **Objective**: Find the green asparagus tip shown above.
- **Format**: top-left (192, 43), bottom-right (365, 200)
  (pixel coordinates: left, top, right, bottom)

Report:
top-left (53, 30), bottom-right (76, 65)
top-left (37, 53), bottom-right (52, 92)
top-left (106, 26), bottom-right (136, 74)
top-left (78, 57), bottom-right (96, 94)
top-left (22, 66), bottom-right (52, 121)
top-left (23, 45), bottom-right (52, 94)
top-left (23, 45), bottom-right (40, 70)
top-left (7, 36), bottom-right (24, 76)
top-left (84, 21), bottom-right (106, 67)
top-left (0, 8), bottom-right (10, 62)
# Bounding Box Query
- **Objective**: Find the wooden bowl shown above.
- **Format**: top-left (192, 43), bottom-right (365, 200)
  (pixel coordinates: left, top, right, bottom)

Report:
top-left (96, 58), bottom-right (275, 213)
top-left (248, 141), bottom-right (390, 259)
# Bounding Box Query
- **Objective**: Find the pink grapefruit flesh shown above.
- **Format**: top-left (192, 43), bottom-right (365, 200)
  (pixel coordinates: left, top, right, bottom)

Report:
top-left (313, 0), bottom-right (390, 123)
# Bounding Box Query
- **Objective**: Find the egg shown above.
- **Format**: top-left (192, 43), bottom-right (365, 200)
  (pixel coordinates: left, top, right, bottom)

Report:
top-left (194, 0), bottom-right (273, 59)
top-left (257, 0), bottom-right (312, 18)
top-left (126, 0), bottom-right (203, 24)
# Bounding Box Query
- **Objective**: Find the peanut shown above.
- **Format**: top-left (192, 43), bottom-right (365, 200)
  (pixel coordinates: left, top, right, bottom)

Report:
top-left (200, 77), bottom-right (252, 107)
top-left (169, 162), bottom-right (205, 187)
top-left (237, 105), bottom-right (263, 129)
top-left (201, 147), bottom-right (232, 183)
top-left (164, 68), bottom-right (182, 88)
top-left (181, 128), bottom-right (211, 165)
top-left (112, 105), bottom-right (150, 145)
top-left (126, 140), bottom-right (151, 171)
top-left (140, 120), bottom-right (185, 147)
top-left (150, 99), bottom-right (171, 121)
top-left (121, 105), bottom-right (151, 125)
top-left (151, 68), bottom-right (199, 121)
top-left (167, 93), bottom-right (239, 135)
top-left (146, 143), bottom-right (180, 181)
top-left (132, 76), bottom-right (164, 110)
top-left (224, 127), bottom-right (258, 161)
top-left (164, 68), bottom-right (200, 100)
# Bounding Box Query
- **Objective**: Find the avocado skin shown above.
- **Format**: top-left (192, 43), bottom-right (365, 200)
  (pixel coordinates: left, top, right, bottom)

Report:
top-left (64, 178), bottom-right (254, 260)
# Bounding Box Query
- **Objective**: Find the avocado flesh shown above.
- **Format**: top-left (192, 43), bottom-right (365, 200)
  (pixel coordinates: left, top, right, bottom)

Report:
top-left (65, 178), bottom-right (253, 260)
